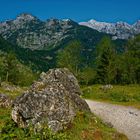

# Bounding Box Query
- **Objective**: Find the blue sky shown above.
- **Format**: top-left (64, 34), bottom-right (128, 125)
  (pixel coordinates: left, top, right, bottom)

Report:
top-left (0, 0), bottom-right (140, 24)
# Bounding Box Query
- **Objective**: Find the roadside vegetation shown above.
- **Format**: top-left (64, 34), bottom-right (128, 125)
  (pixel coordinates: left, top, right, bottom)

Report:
top-left (0, 108), bottom-right (128, 140)
top-left (0, 84), bottom-right (128, 140)
top-left (82, 85), bottom-right (140, 109)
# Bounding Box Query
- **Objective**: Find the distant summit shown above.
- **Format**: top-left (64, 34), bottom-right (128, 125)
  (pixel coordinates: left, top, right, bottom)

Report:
top-left (0, 13), bottom-right (78, 50)
top-left (79, 19), bottom-right (140, 39)
top-left (17, 13), bottom-right (37, 21)
top-left (0, 13), bottom-right (128, 71)
top-left (0, 13), bottom-right (133, 51)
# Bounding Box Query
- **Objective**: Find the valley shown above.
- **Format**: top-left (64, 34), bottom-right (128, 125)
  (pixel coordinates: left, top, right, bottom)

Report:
top-left (0, 13), bottom-right (140, 140)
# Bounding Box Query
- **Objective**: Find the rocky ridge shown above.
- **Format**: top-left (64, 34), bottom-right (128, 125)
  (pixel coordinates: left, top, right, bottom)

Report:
top-left (0, 13), bottom-right (136, 51)
top-left (79, 19), bottom-right (140, 39)
top-left (0, 14), bottom-right (78, 50)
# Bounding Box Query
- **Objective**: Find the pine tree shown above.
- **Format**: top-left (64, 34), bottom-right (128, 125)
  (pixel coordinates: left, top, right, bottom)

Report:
top-left (95, 37), bottom-right (116, 84)
top-left (121, 35), bottom-right (140, 84)
top-left (57, 40), bottom-right (83, 76)
top-left (80, 67), bottom-right (96, 85)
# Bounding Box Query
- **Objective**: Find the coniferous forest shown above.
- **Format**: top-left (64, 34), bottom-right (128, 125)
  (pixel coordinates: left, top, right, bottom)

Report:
top-left (0, 34), bottom-right (139, 86)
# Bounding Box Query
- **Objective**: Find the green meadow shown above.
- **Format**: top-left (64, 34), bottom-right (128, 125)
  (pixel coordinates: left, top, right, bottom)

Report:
top-left (82, 85), bottom-right (140, 109)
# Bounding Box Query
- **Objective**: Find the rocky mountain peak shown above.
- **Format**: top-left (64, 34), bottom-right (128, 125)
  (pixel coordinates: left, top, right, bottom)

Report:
top-left (132, 20), bottom-right (140, 33)
top-left (62, 19), bottom-right (72, 22)
top-left (0, 14), bottom-right (139, 51)
top-left (0, 14), bottom-right (80, 50)
top-left (89, 19), bottom-right (114, 26)
top-left (16, 13), bottom-right (37, 21)
top-left (79, 19), bottom-right (140, 39)
top-left (62, 18), bottom-right (78, 26)
top-left (89, 19), bottom-right (96, 22)
top-left (115, 21), bottom-right (131, 29)
top-left (134, 20), bottom-right (140, 25)
top-left (80, 19), bottom-right (116, 35)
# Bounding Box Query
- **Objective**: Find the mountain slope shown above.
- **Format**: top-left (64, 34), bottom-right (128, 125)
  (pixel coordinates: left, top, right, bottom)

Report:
top-left (0, 14), bottom-right (80, 50)
top-left (0, 14), bottom-right (126, 71)
top-left (0, 13), bottom-right (124, 51)
top-left (0, 36), bottom-right (53, 71)
top-left (79, 19), bottom-right (140, 40)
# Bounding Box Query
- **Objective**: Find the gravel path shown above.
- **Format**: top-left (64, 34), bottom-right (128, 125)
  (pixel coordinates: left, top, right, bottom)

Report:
top-left (86, 100), bottom-right (140, 140)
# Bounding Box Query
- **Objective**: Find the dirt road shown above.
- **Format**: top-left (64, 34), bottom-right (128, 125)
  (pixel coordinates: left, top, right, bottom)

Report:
top-left (86, 100), bottom-right (140, 140)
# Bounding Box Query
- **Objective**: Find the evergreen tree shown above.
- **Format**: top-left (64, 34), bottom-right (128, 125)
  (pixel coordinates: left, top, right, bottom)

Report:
top-left (80, 67), bottom-right (96, 85)
top-left (57, 40), bottom-right (83, 76)
top-left (95, 37), bottom-right (116, 84)
top-left (4, 52), bottom-right (19, 83)
top-left (0, 51), bottom-right (37, 86)
top-left (121, 35), bottom-right (140, 84)
top-left (0, 53), bottom-right (6, 81)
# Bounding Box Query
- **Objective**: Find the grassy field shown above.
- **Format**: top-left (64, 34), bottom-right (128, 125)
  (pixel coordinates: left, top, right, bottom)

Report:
top-left (0, 84), bottom-right (128, 140)
top-left (82, 85), bottom-right (140, 109)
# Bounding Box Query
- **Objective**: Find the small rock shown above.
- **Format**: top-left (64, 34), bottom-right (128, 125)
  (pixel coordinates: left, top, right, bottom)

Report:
top-left (100, 84), bottom-right (113, 92)
top-left (0, 93), bottom-right (13, 108)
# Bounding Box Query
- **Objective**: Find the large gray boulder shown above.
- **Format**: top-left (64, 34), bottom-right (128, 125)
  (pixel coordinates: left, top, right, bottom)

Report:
top-left (12, 68), bottom-right (90, 132)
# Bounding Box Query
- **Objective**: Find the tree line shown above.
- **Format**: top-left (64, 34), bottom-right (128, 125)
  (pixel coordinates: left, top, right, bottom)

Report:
top-left (0, 35), bottom-right (139, 86)
top-left (0, 51), bottom-right (37, 86)
top-left (57, 35), bottom-right (140, 85)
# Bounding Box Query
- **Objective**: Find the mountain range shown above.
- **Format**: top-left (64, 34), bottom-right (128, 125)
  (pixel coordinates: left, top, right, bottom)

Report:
top-left (0, 13), bottom-right (139, 71)
top-left (0, 13), bottom-right (139, 51)
top-left (79, 19), bottom-right (140, 40)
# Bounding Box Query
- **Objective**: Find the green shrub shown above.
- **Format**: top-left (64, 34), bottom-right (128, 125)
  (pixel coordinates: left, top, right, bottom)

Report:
top-left (0, 110), bottom-right (127, 140)
top-left (1, 119), bottom-right (69, 140)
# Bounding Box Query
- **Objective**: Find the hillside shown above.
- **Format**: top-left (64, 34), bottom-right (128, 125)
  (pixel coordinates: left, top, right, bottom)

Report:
top-left (0, 36), bottom-right (54, 71)
top-left (0, 13), bottom-right (108, 51)
top-left (0, 14), bottom-right (126, 72)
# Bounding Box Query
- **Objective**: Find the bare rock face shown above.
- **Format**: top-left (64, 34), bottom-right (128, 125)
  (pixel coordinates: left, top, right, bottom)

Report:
top-left (0, 94), bottom-right (13, 108)
top-left (79, 19), bottom-right (140, 40)
top-left (0, 14), bottom-right (78, 50)
top-left (12, 68), bottom-right (90, 132)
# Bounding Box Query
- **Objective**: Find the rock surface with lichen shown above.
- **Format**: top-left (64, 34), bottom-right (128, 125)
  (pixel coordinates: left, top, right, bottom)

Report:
top-left (11, 68), bottom-right (90, 132)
